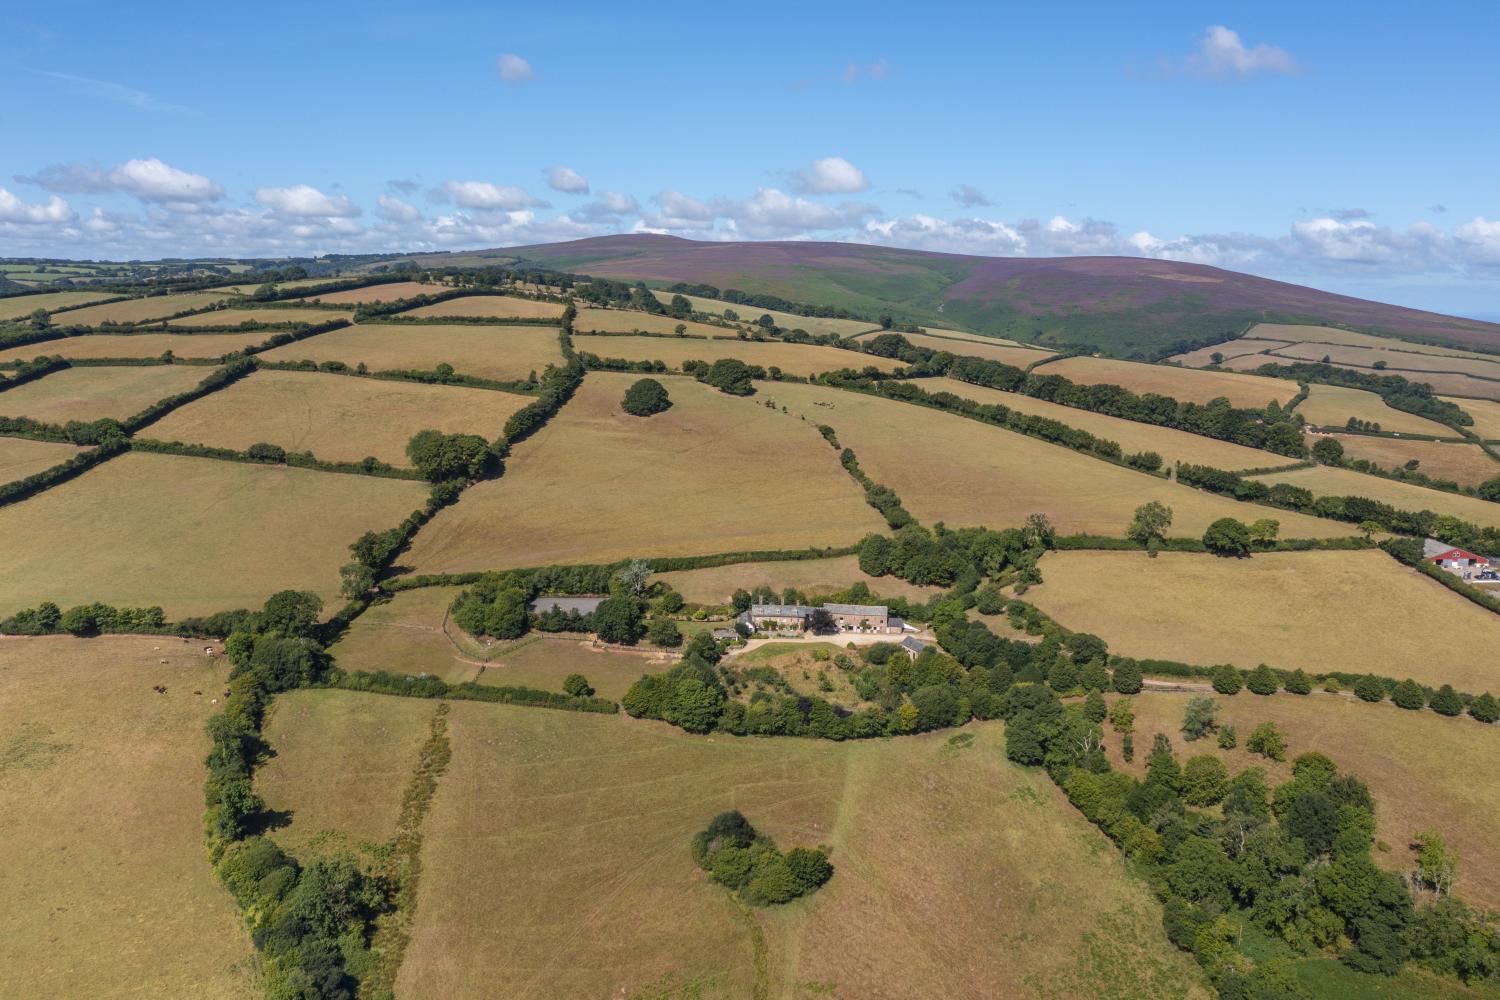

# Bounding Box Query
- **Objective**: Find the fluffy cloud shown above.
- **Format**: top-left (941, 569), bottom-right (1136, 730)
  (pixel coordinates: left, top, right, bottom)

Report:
top-left (951, 184), bottom-right (991, 207)
top-left (19, 157), bottom-right (223, 205)
top-left (254, 184), bottom-right (360, 218)
top-left (1184, 26), bottom-right (1298, 79)
top-left (497, 53), bottom-right (534, 83)
top-left (652, 189), bottom-right (716, 226)
top-left (790, 156), bottom-right (870, 194)
top-left (0, 187), bottom-right (74, 224)
top-left (376, 194), bottom-right (421, 223)
top-left (544, 165), bottom-right (589, 194)
top-left (573, 191), bottom-right (639, 222)
top-left (1454, 217), bottom-right (1500, 264)
top-left (435, 180), bottom-right (549, 211)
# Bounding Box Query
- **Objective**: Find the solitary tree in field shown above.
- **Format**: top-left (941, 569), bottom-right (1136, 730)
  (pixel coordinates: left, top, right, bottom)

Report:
top-left (1203, 518), bottom-right (1251, 557)
top-left (1311, 437), bottom-right (1345, 465)
top-left (1181, 696), bottom-right (1219, 741)
top-left (563, 673), bottom-right (594, 697)
top-left (621, 377), bottom-right (671, 416)
top-left (1127, 501), bottom-right (1173, 553)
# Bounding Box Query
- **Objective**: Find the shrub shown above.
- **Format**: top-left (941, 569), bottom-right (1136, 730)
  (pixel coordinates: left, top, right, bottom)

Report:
top-left (621, 377), bottom-right (671, 416)
top-left (1181, 696), bottom-right (1218, 741)
top-left (1284, 669), bottom-right (1313, 695)
top-left (1429, 684), bottom-right (1463, 717)
top-left (1469, 692), bottom-right (1499, 723)
top-left (1210, 664), bottom-right (1243, 695)
top-left (1112, 658), bottom-right (1143, 694)
top-left (563, 673), bottom-right (594, 698)
top-left (1354, 675), bottom-right (1387, 703)
top-left (1217, 725), bottom-right (1237, 750)
top-left (1246, 664), bottom-right (1279, 695)
top-left (406, 429), bottom-right (491, 482)
top-left (646, 617), bottom-right (683, 648)
top-left (1391, 678), bottom-right (1426, 710)
top-left (246, 441), bottom-right (287, 463)
top-left (1246, 722), bottom-right (1287, 761)
top-left (1202, 518), bottom-right (1251, 557)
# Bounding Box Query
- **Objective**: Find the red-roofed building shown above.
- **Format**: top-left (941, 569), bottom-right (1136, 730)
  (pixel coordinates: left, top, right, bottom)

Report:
top-left (1429, 546), bottom-right (1493, 577)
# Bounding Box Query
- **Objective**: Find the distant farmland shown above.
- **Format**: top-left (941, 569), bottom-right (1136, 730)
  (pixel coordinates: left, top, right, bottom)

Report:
top-left (1316, 433), bottom-right (1499, 486)
top-left (404, 373), bottom-right (885, 573)
top-left (395, 294), bottom-right (564, 321)
top-left (292, 280), bottom-right (445, 304)
top-left (0, 290), bottom-right (114, 320)
top-left (1035, 355), bottom-right (1299, 408)
top-left (58, 292), bottom-right (235, 326)
top-left (258, 323), bottom-right (565, 383)
top-left (1027, 549), bottom-right (1500, 691)
top-left (571, 333), bottom-right (904, 375)
top-left (0, 332), bottom-right (269, 362)
top-left (0, 437), bottom-right (80, 484)
top-left (1249, 463), bottom-right (1500, 530)
top-left (147, 369), bottom-right (531, 465)
top-left (1294, 383), bottom-right (1453, 435)
top-left (164, 307), bottom-right (352, 327)
top-left (0, 364), bottom-right (209, 423)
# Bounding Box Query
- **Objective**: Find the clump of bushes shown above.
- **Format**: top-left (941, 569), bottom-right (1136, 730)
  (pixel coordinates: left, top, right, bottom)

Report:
top-left (691, 810), bottom-right (832, 906)
top-left (621, 377), bottom-right (671, 416)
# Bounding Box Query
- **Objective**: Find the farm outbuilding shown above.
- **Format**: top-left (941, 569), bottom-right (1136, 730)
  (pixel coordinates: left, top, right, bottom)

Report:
top-left (1424, 539), bottom-right (1495, 579)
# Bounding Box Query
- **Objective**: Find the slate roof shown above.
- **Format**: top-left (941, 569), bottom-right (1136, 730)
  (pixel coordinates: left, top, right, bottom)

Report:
top-left (529, 595), bottom-right (605, 615)
top-left (749, 604), bottom-right (816, 618)
top-left (822, 603), bottom-right (888, 616)
top-left (901, 636), bottom-right (930, 654)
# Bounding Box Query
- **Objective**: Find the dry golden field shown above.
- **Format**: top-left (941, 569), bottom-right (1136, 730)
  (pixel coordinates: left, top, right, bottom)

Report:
top-left (164, 307), bottom-right (353, 327)
top-left (395, 295), bottom-right (565, 320)
top-left (1248, 463), bottom-right (1500, 530)
top-left (574, 307), bottom-right (741, 338)
top-left (0, 452), bottom-right (428, 618)
top-left (0, 363), bottom-right (209, 423)
top-left (653, 291), bottom-right (880, 338)
top-left (0, 290), bottom-right (115, 319)
top-left (928, 377), bottom-right (1283, 469)
top-left (1294, 383), bottom-right (1454, 435)
top-left (259, 323), bottom-right (564, 382)
top-left (759, 381), bottom-right (1349, 538)
top-left (0, 636), bottom-right (257, 999)
top-left (572, 333), bottom-right (904, 375)
top-left (58, 292), bottom-right (235, 326)
top-left (1027, 549), bottom-right (1500, 691)
top-left (1108, 691), bottom-right (1500, 913)
top-left (383, 702), bottom-right (1207, 999)
top-left (255, 688), bottom-right (439, 860)
top-left (1317, 432), bottom-right (1499, 486)
top-left (656, 554), bottom-right (939, 605)
top-left (147, 369), bottom-right (530, 465)
top-left (0, 436), bottom-right (80, 483)
top-left (1273, 341), bottom-right (1500, 379)
top-left (327, 586), bottom-right (656, 698)
top-left (215, 278), bottom-right (348, 296)
top-left (1256, 324), bottom-right (1500, 364)
top-left (292, 281), bottom-right (444, 304)
top-left (0, 332), bottom-right (269, 362)
top-left (1167, 338), bottom-right (1297, 367)
top-left (1038, 355), bottom-right (1299, 408)
top-left (1445, 396), bottom-right (1500, 438)
top-left (868, 330), bottom-right (1057, 367)
top-left (403, 373), bottom-right (886, 574)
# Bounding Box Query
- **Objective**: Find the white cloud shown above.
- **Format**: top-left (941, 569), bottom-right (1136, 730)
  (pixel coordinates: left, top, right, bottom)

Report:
top-left (254, 184), bottom-right (360, 218)
top-left (730, 188), bottom-right (874, 237)
top-left (436, 180), bottom-right (549, 211)
top-left (652, 189), bottom-right (716, 225)
top-left (0, 187), bottom-right (73, 224)
top-left (573, 191), bottom-right (639, 222)
top-left (15, 163), bottom-right (113, 193)
top-left (790, 156), bottom-right (870, 194)
top-left (376, 194), bottom-right (421, 223)
top-left (544, 165), bottom-right (589, 194)
top-left (951, 184), bottom-right (991, 207)
top-left (1184, 26), bottom-right (1298, 79)
top-left (110, 158), bottom-right (224, 203)
top-left (1454, 217), bottom-right (1500, 264)
top-left (497, 53), bottom-right (534, 83)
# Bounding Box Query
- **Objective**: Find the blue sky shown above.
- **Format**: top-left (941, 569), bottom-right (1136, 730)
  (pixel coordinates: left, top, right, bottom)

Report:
top-left (2, 0), bottom-right (1497, 318)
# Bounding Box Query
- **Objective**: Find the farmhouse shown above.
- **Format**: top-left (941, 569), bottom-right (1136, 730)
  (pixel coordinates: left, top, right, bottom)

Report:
top-left (899, 636), bottom-right (930, 659)
top-left (1424, 539), bottom-right (1495, 580)
top-left (744, 602), bottom-right (902, 634)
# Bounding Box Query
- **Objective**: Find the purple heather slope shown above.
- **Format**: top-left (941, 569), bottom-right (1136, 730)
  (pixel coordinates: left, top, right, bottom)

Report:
top-left (482, 234), bottom-right (1499, 348)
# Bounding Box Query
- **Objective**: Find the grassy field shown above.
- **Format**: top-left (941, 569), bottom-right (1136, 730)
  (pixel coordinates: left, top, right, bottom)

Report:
top-left (1249, 463), bottom-right (1500, 530)
top-left (1253, 324), bottom-right (1500, 366)
top-left (396, 295), bottom-right (564, 320)
top-left (1295, 383), bottom-right (1454, 435)
top-left (1027, 549), bottom-right (1500, 692)
top-left (0, 636), bottom-right (257, 999)
top-left (656, 554), bottom-right (938, 605)
top-left (259, 323), bottom-right (564, 382)
top-left (1039, 356), bottom-right (1300, 408)
top-left (865, 330), bottom-right (1056, 367)
top-left (0, 290), bottom-right (115, 319)
top-left (1315, 432), bottom-right (1499, 486)
top-left (147, 369), bottom-right (530, 465)
top-left (164, 307), bottom-right (353, 327)
top-left (1446, 396), bottom-right (1500, 439)
top-left (0, 436), bottom-right (80, 484)
top-left (0, 363), bottom-right (209, 423)
top-left (293, 281), bottom-right (445, 304)
top-left (1167, 337), bottom-right (1296, 367)
top-left (328, 586), bottom-right (657, 698)
top-left (0, 332), bottom-right (269, 362)
top-left (403, 373), bottom-right (885, 574)
top-left (0, 451), bottom-right (428, 617)
top-left (758, 381), bottom-right (1349, 538)
top-left (215, 278), bottom-right (348, 296)
top-left (1272, 340), bottom-right (1500, 380)
top-left (255, 687), bottom-right (438, 860)
top-left (572, 333), bottom-right (904, 375)
top-left (575, 307), bottom-right (742, 338)
top-left (729, 641), bottom-right (870, 709)
top-left (1108, 691), bottom-right (1500, 914)
top-left (652, 291), bottom-right (879, 338)
top-left (58, 292), bottom-right (235, 326)
top-left (385, 701), bottom-right (1208, 999)
top-left (929, 377), bottom-right (1284, 470)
